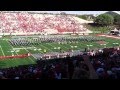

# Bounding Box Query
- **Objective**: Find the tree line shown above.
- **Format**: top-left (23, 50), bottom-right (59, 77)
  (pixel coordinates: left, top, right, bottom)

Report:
top-left (94, 13), bottom-right (120, 27)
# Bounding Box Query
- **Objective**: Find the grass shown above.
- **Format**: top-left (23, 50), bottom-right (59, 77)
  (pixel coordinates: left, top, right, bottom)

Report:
top-left (0, 35), bottom-right (120, 69)
top-left (85, 23), bottom-right (111, 34)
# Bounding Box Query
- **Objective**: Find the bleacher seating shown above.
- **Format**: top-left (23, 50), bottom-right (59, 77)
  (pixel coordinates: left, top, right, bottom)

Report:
top-left (0, 12), bottom-right (90, 35)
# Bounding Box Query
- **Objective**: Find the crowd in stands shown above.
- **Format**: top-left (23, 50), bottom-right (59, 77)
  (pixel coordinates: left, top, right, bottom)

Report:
top-left (0, 55), bottom-right (90, 79)
top-left (0, 12), bottom-right (88, 34)
top-left (0, 47), bottom-right (120, 79)
top-left (89, 47), bottom-right (120, 79)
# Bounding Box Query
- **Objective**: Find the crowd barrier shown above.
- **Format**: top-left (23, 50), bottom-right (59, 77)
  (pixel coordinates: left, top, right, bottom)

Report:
top-left (0, 53), bottom-right (31, 60)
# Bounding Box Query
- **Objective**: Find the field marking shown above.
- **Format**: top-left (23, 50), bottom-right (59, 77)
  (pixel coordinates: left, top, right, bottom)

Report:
top-left (47, 42), bottom-right (79, 53)
top-left (30, 45), bottom-right (43, 54)
top-left (3, 40), bottom-right (17, 66)
top-left (5, 40), bottom-right (18, 55)
top-left (7, 39), bottom-right (40, 61)
top-left (0, 45), bottom-right (5, 56)
top-left (6, 40), bottom-right (20, 69)
top-left (30, 54), bottom-right (37, 59)
top-left (54, 42), bottom-right (85, 52)
top-left (61, 44), bottom-right (71, 50)
top-left (6, 39), bottom-right (35, 63)
top-left (13, 47), bottom-right (35, 50)
top-left (21, 46), bottom-right (36, 62)
top-left (45, 43), bottom-right (56, 49)
top-left (38, 43), bottom-right (53, 52)
top-left (46, 43), bottom-right (66, 52)
top-left (21, 46), bottom-right (29, 52)
top-left (48, 43), bottom-right (70, 51)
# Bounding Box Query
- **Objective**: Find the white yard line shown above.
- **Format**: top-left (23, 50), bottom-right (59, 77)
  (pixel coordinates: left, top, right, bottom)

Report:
top-left (6, 39), bottom-right (35, 62)
top-left (21, 46), bottom-right (29, 52)
top-left (47, 43), bottom-right (70, 51)
top-left (4, 40), bottom-right (17, 66)
top-left (46, 43), bottom-right (56, 49)
top-left (31, 54), bottom-right (37, 59)
top-left (13, 47), bottom-right (34, 50)
top-left (30, 45), bottom-right (43, 54)
top-left (0, 45), bottom-right (5, 56)
top-left (26, 44), bottom-right (44, 59)
top-left (39, 43), bottom-right (53, 52)
top-left (21, 46), bottom-right (36, 61)
top-left (46, 43), bottom-right (66, 52)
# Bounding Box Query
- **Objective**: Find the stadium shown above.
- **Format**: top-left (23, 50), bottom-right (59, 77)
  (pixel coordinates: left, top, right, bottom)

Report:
top-left (0, 11), bottom-right (120, 79)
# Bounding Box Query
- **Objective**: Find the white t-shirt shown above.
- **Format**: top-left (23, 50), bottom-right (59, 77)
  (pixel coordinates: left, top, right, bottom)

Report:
top-left (99, 49), bottom-right (103, 53)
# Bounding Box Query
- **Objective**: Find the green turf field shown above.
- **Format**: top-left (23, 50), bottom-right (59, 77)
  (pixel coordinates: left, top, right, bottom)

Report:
top-left (0, 35), bottom-right (120, 69)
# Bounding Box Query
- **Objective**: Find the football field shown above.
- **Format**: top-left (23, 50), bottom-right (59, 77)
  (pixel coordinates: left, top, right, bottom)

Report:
top-left (0, 35), bottom-right (120, 68)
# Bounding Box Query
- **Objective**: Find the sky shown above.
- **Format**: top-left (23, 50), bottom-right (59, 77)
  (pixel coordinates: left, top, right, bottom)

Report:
top-left (37, 11), bottom-right (108, 15)
top-left (12, 11), bottom-right (119, 15)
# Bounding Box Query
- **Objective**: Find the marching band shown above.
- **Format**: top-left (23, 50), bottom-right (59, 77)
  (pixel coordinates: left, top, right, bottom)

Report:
top-left (9, 35), bottom-right (104, 46)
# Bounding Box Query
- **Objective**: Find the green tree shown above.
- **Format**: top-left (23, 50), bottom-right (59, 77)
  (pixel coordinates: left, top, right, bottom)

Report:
top-left (105, 11), bottom-right (119, 17)
top-left (78, 15), bottom-right (87, 20)
top-left (94, 14), bottom-right (114, 26)
top-left (114, 15), bottom-right (120, 25)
